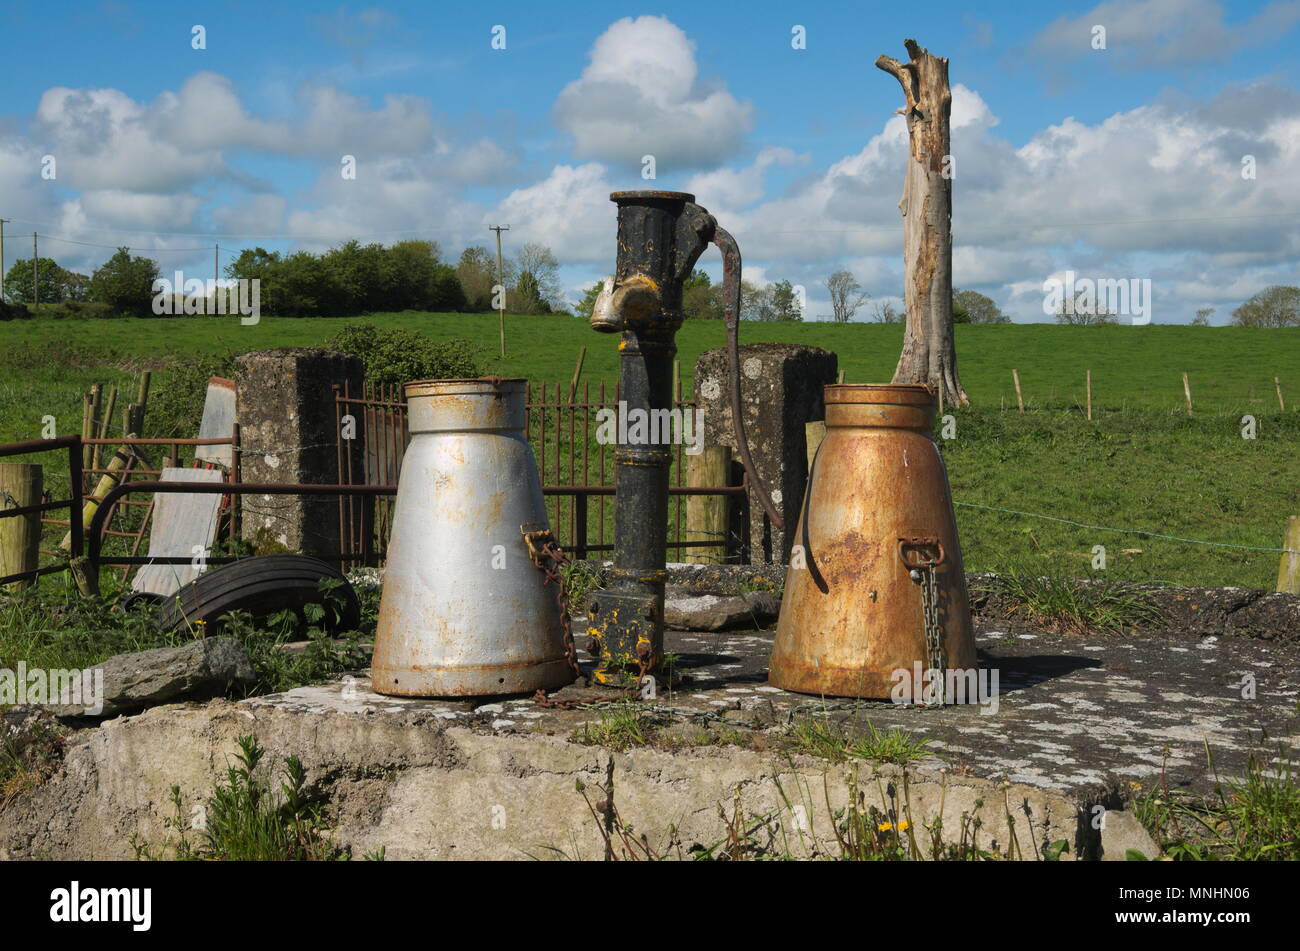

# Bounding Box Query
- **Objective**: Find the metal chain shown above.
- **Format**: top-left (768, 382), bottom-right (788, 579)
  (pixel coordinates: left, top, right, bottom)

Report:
top-left (522, 527), bottom-right (580, 683)
top-left (919, 562), bottom-right (945, 704)
top-left (902, 536), bottom-right (947, 707)
top-left (522, 525), bottom-right (653, 710)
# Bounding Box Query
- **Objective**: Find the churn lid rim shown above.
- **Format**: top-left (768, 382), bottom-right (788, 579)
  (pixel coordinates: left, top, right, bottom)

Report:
top-left (824, 383), bottom-right (936, 407)
top-left (403, 377), bottom-right (527, 396)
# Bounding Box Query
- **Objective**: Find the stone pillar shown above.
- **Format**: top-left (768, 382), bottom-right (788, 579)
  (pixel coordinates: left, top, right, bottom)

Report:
top-left (694, 343), bottom-right (838, 563)
top-left (235, 349), bottom-right (364, 556)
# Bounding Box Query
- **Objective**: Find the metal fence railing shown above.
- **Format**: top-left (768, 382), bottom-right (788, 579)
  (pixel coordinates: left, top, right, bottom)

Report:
top-left (333, 380), bottom-right (750, 568)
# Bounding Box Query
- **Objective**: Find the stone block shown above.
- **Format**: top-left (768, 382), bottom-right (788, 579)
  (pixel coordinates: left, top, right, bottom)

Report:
top-left (235, 348), bottom-right (364, 555)
top-left (693, 343), bottom-right (837, 562)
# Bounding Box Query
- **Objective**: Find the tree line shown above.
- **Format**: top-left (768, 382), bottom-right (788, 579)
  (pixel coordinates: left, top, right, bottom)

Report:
top-left (3, 245), bottom-right (1297, 326)
top-left (0, 239), bottom-right (570, 319)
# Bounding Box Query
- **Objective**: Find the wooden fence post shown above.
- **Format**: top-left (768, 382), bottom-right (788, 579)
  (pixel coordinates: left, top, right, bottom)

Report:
top-left (0, 462), bottom-right (42, 591)
top-left (805, 420), bottom-right (826, 474)
top-left (1012, 369), bottom-right (1025, 414)
top-left (1182, 372), bottom-right (1193, 417)
top-left (84, 384), bottom-right (101, 471)
top-left (1275, 377), bottom-right (1285, 412)
top-left (685, 446), bottom-right (730, 564)
top-left (1279, 516), bottom-right (1300, 595)
top-left (569, 347), bottom-right (586, 402)
top-left (1086, 369), bottom-right (1093, 421)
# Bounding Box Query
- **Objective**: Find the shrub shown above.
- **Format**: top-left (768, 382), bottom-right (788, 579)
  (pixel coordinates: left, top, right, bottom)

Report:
top-left (146, 353), bottom-right (238, 439)
top-left (0, 300), bottom-right (32, 321)
top-left (28, 301), bottom-right (118, 319)
top-left (326, 323), bottom-right (485, 386)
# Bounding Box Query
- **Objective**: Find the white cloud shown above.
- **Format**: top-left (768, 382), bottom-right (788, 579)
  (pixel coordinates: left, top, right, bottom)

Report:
top-left (1, 70), bottom-right (522, 274)
top-left (492, 163), bottom-right (618, 263)
top-left (553, 16), bottom-right (753, 170)
top-left (35, 84), bottom-right (228, 192)
top-left (684, 146), bottom-right (806, 211)
top-left (705, 78), bottom-right (1300, 321)
top-left (1028, 0), bottom-right (1300, 71)
top-left (285, 157), bottom-right (483, 252)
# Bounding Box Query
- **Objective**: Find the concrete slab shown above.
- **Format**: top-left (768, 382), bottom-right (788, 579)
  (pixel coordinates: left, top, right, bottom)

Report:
top-left (251, 619), bottom-right (1299, 798)
top-left (5, 613), bottom-right (1292, 860)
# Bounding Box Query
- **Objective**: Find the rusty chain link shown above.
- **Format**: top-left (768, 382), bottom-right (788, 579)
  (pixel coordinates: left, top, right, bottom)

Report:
top-left (522, 525), bottom-right (654, 710)
top-left (521, 526), bottom-right (581, 708)
top-left (901, 535), bottom-right (947, 706)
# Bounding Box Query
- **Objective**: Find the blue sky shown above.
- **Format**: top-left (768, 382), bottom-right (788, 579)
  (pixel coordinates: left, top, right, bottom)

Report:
top-left (2, 0), bottom-right (1298, 321)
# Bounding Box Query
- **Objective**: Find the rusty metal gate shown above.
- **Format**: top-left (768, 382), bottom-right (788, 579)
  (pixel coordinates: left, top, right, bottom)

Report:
top-left (333, 379), bottom-right (750, 567)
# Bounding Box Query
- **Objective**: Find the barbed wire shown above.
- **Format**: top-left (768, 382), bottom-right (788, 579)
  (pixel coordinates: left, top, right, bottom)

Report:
top-left (953, 500), bottom-right (1295, 553)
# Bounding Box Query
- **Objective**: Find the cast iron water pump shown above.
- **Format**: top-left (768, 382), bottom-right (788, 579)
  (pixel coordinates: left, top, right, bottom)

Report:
top-left (587, 190), bottom-right (782, 685)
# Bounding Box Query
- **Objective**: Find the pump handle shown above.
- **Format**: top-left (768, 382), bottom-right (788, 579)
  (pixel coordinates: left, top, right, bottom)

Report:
top-left (710, 223), bottom-right (785, 533)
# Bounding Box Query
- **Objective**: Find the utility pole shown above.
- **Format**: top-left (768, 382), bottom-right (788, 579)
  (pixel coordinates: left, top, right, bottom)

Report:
top-left (0, 218), bottom-right (9, 302)
top-left (488, 224), bottom-right (509, 357)
top-left (32, 232), bottom-right (38, 307)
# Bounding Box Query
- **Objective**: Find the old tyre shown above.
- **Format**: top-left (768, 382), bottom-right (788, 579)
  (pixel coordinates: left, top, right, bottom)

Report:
top-left (156, 555), bottom-right (362, 635)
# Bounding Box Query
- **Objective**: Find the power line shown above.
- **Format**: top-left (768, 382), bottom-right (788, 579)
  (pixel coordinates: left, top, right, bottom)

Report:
top-left (3, 217), bottom-right (461, 241)
top-left (36, 233), bottom-right (217, 252)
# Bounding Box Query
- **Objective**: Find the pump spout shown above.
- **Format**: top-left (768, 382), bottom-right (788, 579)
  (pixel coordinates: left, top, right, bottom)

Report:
top-left (590, 273), bottom-right (661, 334)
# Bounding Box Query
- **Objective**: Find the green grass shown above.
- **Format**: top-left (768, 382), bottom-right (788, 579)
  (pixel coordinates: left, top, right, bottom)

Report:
top-left (0, 315), bottom-right (1291, 397)
top-left (785, 716), bottom-right (937, 766)
top-left (2, 315), bottom-right (1297, 588)
top-left (973, 568), bottom-right (1165, 635)
top-left (1132, 740), bottom-right (1300, 860)
top-left (943, 409), bottom-right (1298, 589)
top-left (0, 573), bottom-right (377, 695)
top-left (3, 315), bottom-right (1297, 412)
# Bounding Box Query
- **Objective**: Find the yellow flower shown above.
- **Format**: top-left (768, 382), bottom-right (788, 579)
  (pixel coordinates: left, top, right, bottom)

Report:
top-left (877, 822), bottom-right (892, 832)
top-left (898, 821), bottom-right (909, 831)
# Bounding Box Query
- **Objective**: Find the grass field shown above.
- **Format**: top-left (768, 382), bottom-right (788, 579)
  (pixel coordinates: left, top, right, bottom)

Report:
top-left (1, 313), bottom-right (1297, 589)
top-left (3, 312), bottom-right (1298, 413)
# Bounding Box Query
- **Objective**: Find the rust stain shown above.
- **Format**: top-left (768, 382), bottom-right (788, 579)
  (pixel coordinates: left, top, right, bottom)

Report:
top-left (770, 383), bottom-right (976, 699)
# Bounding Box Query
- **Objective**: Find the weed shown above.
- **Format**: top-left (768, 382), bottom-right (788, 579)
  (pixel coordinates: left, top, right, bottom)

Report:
top-left (1134, 739), bottom-right (1300, 860)
top-left (0, 710), bottom-right (66, 810)
top-left (572, 703), bottom-right (661, 751)
top-left (131, 735), bottom-right (353, 861)
top-left (559, 559), bottom-right (603, 614)
top-left (0, 575), bottom-right (376, 699)
top-left (976, 568), bottom-right (1162, 635)
top-left (785, 716), bottom-right (937, 766)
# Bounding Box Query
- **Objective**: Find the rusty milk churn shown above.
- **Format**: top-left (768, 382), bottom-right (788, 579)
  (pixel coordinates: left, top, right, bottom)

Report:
top-left (768, 384), bottom-right (977, 700)
top-left (371, 378), bottom-right (574, 697)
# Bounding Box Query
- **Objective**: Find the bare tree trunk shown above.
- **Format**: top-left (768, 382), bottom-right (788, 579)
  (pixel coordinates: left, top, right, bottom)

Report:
top-left (876, 39), bottom-right (968, 406)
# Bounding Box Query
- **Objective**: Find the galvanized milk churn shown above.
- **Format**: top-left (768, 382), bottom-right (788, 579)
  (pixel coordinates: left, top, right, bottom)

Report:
top-left (769, 384), bottom-right (977, 700)
top-left (371, 378), bottom-right (574, 697)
